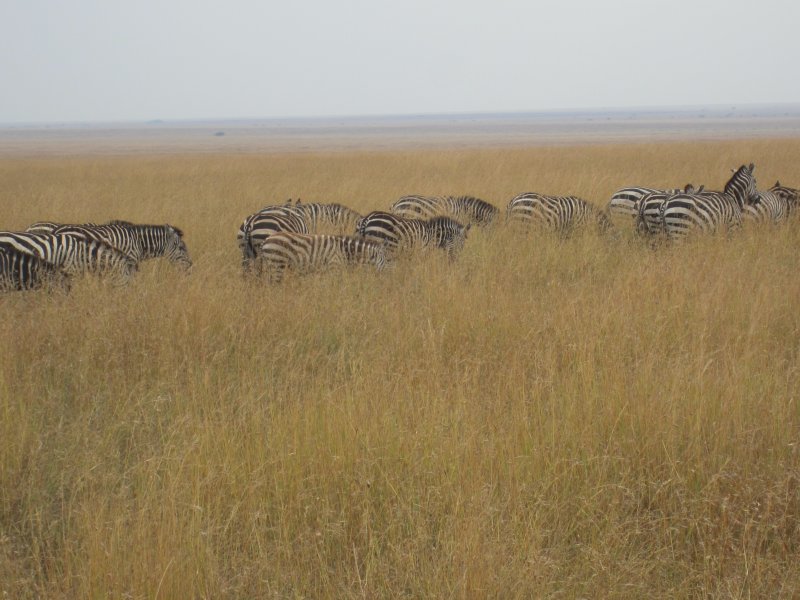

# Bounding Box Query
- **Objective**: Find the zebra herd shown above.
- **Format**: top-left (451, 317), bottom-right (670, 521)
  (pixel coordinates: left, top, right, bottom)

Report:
top-left (0, 221), bottom-right (191, 292)
top-left (3, 163), bottom-right (798, 291)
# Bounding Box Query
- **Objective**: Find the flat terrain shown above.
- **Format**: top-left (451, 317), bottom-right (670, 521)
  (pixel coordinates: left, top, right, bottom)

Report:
top-left (0, 123), bottom-right (799, 597)
top-left (2, 106), bottom-right (800, 156)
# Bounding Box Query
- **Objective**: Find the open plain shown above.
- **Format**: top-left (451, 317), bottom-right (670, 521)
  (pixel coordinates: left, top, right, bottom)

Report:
top-left (1, 112), bottom-right (799, 597)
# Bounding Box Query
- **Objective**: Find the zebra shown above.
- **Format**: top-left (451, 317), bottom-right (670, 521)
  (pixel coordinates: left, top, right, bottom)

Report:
top-left (0, 246), bottom-right (71, 292)
top-left (0, 231), bottom-right (138, 284)
top-left (607, 184), bottom-right (702, 224)
top-left (657, 163), bottom-right (759, 241)
top-left (390, 195), bottom-right (500, 227)
top-left (769, 181), bottom-right (799, 211)
top-left (50, 222), bottom-right (191, 271)
top-left (237, 206), bottom-right (309, 272)
top-left (286, 200), bottom-right (363, 234)
top-left (256, 233), bottom-right (388, 283)
top-left (636, 184), bottom-right (705, 237)
top-left (742, 190), bottom-right (790, 225)
top-left (356, 211), bottom-right (471, 259)
top-left (506, 193), bottom-right (613, 236)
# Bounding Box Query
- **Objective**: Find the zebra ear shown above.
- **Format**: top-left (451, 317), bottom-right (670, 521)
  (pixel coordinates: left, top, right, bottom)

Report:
top-left (776, 180), bottom-right (781, 186)
top-left (748, 163), bottom-right (755, 172)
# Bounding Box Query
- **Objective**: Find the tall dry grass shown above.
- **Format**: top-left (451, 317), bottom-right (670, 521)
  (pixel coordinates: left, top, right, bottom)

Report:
top-left (0, 140), bottom-right (799, 598)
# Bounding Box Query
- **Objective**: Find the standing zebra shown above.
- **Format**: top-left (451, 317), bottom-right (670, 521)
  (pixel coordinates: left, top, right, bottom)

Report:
top-left (636, 184), bottom-right (705, 237)
top-left (287, 200), bottom-right (363, 234)
top-left (506, 193), bottom-right (613, 236)
top-left (0, 232), bottom-right (138, 284)
top-left (607, 184), bottom-right (702, 224)
top-left (237, 206), bottom-right (309, 272)
top-left (390, 195), bottom-right (499, 227)
top-left (769, 181), bottom-right (799, 211)
top-left (0, 246), bottom-right (71, 292)
top-left (257, 233), bottom-right (388, 283)
top-left (657, 163), bottom-right (758, 241)
top-left (356, 211), bottom-right (471, 259)
top-left (742, 189), bottom-right (790, 225)
top-left (51, 222), bottom-right (191, 270)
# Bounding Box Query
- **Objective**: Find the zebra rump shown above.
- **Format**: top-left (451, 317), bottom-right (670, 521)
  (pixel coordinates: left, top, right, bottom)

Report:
top-left (257, 233), bottom-right (388, 283)
top-left (237, 206), bottom-right (309, 272)
top-left (390, 195), bottom-right (499, 226)
top-left (0, 246), bottom-right (71, 292)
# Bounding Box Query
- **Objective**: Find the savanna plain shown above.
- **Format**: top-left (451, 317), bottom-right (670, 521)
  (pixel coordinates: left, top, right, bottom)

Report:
top-left (1, 139), bottom-right (799, 598)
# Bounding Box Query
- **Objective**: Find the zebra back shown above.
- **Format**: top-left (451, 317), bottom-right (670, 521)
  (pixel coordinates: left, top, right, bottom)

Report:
top-left (0, 246), bottom-right (71, 292)
top-left (257, 233), bottom-right (387, 283)
top-left (390, 195), bottom-right (498, 226)
top-left (291, 201), bottom-right (363, 234)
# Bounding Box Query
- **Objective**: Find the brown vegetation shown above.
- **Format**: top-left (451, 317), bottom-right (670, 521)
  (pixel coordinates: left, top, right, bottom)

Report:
top-left (1, 139), bottom-right (799, 597)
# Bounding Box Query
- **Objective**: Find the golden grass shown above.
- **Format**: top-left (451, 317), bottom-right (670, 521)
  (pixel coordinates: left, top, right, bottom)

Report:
top-left (1, 139), bottom-right (799, 598)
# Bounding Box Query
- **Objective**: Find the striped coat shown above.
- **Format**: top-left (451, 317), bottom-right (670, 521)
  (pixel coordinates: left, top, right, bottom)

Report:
top-left (0, 246), bottom-right (71, 292)
top-left (257, 233), bottom-right (388, 283)
top-left (357, 212), bottom-right (471, 259)
top-left (507, 193), bottom-right (613, 236)
top-left (390, 195), bottom-right (499, 227)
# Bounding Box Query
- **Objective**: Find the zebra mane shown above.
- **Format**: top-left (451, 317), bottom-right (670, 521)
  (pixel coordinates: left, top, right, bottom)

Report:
top-left (109, 220), bottom-right (185, 238)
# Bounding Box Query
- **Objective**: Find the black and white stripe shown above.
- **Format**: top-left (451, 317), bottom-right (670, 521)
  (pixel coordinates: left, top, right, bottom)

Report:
top-left (507, 193), bottom-right (613, 236)
top-left (237, 207), bottom-right (309, 272)
top-left (769, 181), bottom-right (799, 211)
top-left (356, 211), bottom-right (471, 259)
top-left (636, 184), bottom-right (705, 236)
top-left (51, 222), bottom-right (191, 270)
top-left (743, 190), bottom-right (790, 225)
top-left (257, 233), bottom-right (388, 283)
top-left (656, 164), bottom-right (758, 241)
top-left (0, 232), bottom-right (136, 284)
top-left (0, 246), bottom-right (71, 292)
top-left (287, 200), bottom-right (363, 234)
top-left (390, 195), bottom-right (499, 227)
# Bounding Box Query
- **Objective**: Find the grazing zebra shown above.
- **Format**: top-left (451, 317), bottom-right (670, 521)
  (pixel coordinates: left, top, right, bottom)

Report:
top-left (657, 163), bottom-right (759, 241)
top-left (0, 232), bottom-right (138, 284)
top-left (0, 246), bottom-right (71, 292)
top-left (742, 190), bottom-right (790, 225)
top-left (286, 200), bottom-right (363, 234)
top-left (51, 222), bottom-right (191, 270)
top-left (356, 211), bottom-right (471, 259)
top-left (257, 233), bottom-right (388, 283)
top-left (506, 193), bottom-right (613, 236)
top-left (237, 206), bottom-right (309, 272)
top-left (390, 195), bottom-right (499, 227)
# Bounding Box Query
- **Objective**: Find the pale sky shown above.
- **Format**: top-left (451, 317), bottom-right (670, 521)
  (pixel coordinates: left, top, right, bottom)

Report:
top-left (1, 0), bottom-right (798, 123)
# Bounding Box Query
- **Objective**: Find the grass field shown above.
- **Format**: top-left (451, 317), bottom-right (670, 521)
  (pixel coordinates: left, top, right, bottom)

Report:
top-left (1, 139), bottom-right (799, 598)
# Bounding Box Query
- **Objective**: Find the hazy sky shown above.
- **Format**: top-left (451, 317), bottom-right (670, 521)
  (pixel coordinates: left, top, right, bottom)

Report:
top-left (1, 0), bottom-right (798, 123)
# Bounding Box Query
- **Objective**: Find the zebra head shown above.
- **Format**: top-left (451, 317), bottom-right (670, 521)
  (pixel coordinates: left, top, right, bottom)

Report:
top-left (164, 225), bottom-right (192, 271)
top-left (725, 163), bottom-right (758, 207)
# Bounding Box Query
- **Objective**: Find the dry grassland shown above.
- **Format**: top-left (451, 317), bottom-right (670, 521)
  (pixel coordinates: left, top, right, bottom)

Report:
top-left (1, 139), bottom-right (799, 598)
